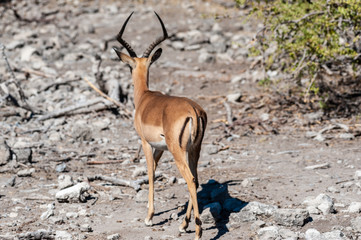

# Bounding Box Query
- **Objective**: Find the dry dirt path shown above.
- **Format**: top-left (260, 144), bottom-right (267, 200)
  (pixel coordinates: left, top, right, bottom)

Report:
top-left (1, 1), bottom-right (361, 240)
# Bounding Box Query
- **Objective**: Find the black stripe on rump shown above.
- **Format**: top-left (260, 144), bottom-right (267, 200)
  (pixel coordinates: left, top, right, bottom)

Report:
top-left (199, 116), bottom-right (206, 142)
top-left (192, 106), bottom-right (199, 142)
top-left (179, 117), bottom-right (191, 148)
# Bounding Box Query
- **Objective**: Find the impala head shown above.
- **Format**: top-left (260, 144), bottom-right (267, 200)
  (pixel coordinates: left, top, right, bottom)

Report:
top-left (113, 11), bottom-right (168, 76)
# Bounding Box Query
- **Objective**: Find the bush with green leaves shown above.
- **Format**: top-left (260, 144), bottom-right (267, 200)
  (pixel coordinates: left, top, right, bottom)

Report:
top-left (237, 0), bottom-right (361, 112)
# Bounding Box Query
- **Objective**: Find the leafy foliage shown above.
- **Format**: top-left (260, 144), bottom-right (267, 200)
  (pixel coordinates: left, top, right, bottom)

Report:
top-left (237, 0), bottom-right (361, 111)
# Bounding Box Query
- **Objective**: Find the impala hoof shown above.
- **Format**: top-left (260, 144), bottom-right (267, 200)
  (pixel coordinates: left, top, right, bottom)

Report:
top-left (144, 218), bottom-right (153, 226)
top-left (178, 225), bottom-right (186, 233)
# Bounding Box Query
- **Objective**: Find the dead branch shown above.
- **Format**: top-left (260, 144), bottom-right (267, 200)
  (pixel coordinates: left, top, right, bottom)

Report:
top-left (83, 77), bottom-right (130, 116)
top-left (37, 98), bottom-right (105, 121)
top-left (87, 160), bottom-right (124, 165)
top-left (292, 49), bottom-right (307, 77)
top-left (94, 57), bottom-right (106, 92)
top-left (88, 173), bottom-right (163, 191)
top-left (132, 144), bottom-right (142, 162)
top-left (21, 68), bottom-right (55, 79)
top-left (69, 100), bottom-right (130, 118)
top-left (103, 36), bottom-right (116, 51)
top-left (24, 197), bottom-right (53, 201)
top-left (39, 78), bottom-right (81, 93)
top-left (285, 11), bottom-right (325, 24)
top-left (0, 43), bottom-right (33, 113)
top-left (11, 7), bottom-right (56, 24)
top-left (0, 108), bottom-right (18, 118)
top-left (304, 73), bottom-right (318, 102)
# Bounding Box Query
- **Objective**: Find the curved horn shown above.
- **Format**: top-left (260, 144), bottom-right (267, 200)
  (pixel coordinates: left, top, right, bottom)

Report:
top-left (116, 12), bottom-right (137, 58)
top-left (142, 11), bottom-right (168, 58)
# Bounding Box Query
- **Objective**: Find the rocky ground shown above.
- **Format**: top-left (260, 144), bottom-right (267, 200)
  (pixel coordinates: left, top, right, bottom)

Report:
top-left (1, 0), bottom-right (361, 240)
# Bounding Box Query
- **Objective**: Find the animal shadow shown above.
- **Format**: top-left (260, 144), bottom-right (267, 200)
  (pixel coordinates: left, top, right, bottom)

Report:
top-left (194, 179), bottom-right (248, 239)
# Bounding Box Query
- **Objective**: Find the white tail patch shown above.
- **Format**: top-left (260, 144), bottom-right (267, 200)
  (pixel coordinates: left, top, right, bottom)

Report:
top-left (187, 117), bottom-right (193, 150)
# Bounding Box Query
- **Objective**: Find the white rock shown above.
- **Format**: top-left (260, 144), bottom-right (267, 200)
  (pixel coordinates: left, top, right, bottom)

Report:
top-left (226, 93), bottom-right (242, 103)
top-left (316, 194), bottom-right (334, 215)
top-left (273, 208), bottom-right (309, 227)
top-left (171, 41), bottom-right (185, 50)
top-left (55, 182), bottom-right (90, 202)
top-left (216, 53), bottom-right (233, 63)
top-left (241, 177), bottom-right (260, 187)
top-left (327, 186), bottom-right (340, 193)
top-left (257, 226), bottom-right (279, 240)
top-left (198, 51), bottom-right (214, 63)
top-left (9, 212), bottom-right (18, 218)
top-left (21, 46), bottom-right (37, 62)
top-left (260, 113), bottom-right (270, 121)
top-left (305, 228), bottom-right (324, 240)
top-left (0, 139), bottom-right (11, 165)
top-left (135, 189), bottom-right (148, 203)
top-left (279, 228), bottom-right (299, 239)
top-left (243, 201), bottom-right (277, 216)
top-left (6, 40), bottom-right (25, 50)
top-left (347, 202), bottom-right (361, 213)
top-left (48, 132), bottom-right (62, 142)
top-left (303, 194), bottom-right (334, 215)
top-left (92, 119), bottom-right (111, 130)
top-left (212, 23), bottom-right (222, 33)
top-left (323, 230), bottom-right (349, 240)
top-left (58, 175), bottom-right (74, 190)
top-left (250, 220), bottom-right (265, 231)
top-left (132, 166), bottom-right (147, 178)
top-left (78, 208), bottom-right (87, 216)
top-left (80, 224), bottom-right (92, 232)
top-left (66, 212), bottom-right (79, 219)
top-left (170, 212), bottom-right (178, 221)
top-left (17, 168), bottom-right (35, 177)
top-left (177, 178), bottom-right (186, 184)
top-left (354, 170), bottom-right (361, 180)
top-left (82, 24), bottom-right (95, 34)
top-left (306, 206), bottom-right (320, 215)
top-left (338, 133), bottom-right (355, 140)
top-left (55, 231), bottom-right (73, 240)
top-left (200, 202), bottom-right (222, 224)
top-left (40, 203), bottom-right (55, 220)
top-left (107, 233), bottom-right (120, 240)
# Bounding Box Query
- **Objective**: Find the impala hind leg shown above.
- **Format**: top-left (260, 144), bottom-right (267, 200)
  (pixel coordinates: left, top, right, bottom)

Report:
top-left (171, 148), bottom-right (202, 240)
top-left (179, 147), bottom-right (201, 233)
top-left (142, 141), bottom-right (164, 226)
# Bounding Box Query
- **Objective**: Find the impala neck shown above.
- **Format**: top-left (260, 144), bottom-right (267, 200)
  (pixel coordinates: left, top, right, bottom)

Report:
top-left (132, 64), bottom-right (150, 109)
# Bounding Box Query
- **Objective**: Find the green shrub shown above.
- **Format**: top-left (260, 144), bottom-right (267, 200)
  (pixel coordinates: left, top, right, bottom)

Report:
top-left (237, 0), bottom-right (361, 103)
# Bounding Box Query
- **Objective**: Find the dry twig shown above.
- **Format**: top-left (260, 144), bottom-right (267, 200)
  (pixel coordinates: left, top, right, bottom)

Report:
top-left (0, 43), bottom-right (33, 112)
top-left (87, 160), bottom-right (124, 165)
top-left (37, 98), bottom-right (105, 121)
top-left (88, 173), bottom-right (163, 191)
top-left (132, 144), bottom-right (142, 162)
top-left (83, 77), bottom-right (131, 116)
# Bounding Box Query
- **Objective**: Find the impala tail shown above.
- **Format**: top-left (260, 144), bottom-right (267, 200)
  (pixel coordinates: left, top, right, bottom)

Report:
top-left (179, 107), bottom-right (207, 150)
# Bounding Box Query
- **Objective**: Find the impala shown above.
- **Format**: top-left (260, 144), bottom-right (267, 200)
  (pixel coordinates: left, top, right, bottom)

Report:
top-left (113, 12), bottom-right (207, 240)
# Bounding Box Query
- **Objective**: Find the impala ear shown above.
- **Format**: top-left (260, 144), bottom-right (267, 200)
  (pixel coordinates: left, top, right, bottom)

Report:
top-left (150, 48), bottom-right (162, 64)
top-left (113, 47), bottom-right (136, 69)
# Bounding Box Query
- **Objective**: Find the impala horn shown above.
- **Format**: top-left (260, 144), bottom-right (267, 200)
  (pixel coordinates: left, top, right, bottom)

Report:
top-left (116, 11), bottom-right (137, 58)
top-left (142, 11), bottom-right (168, 58)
